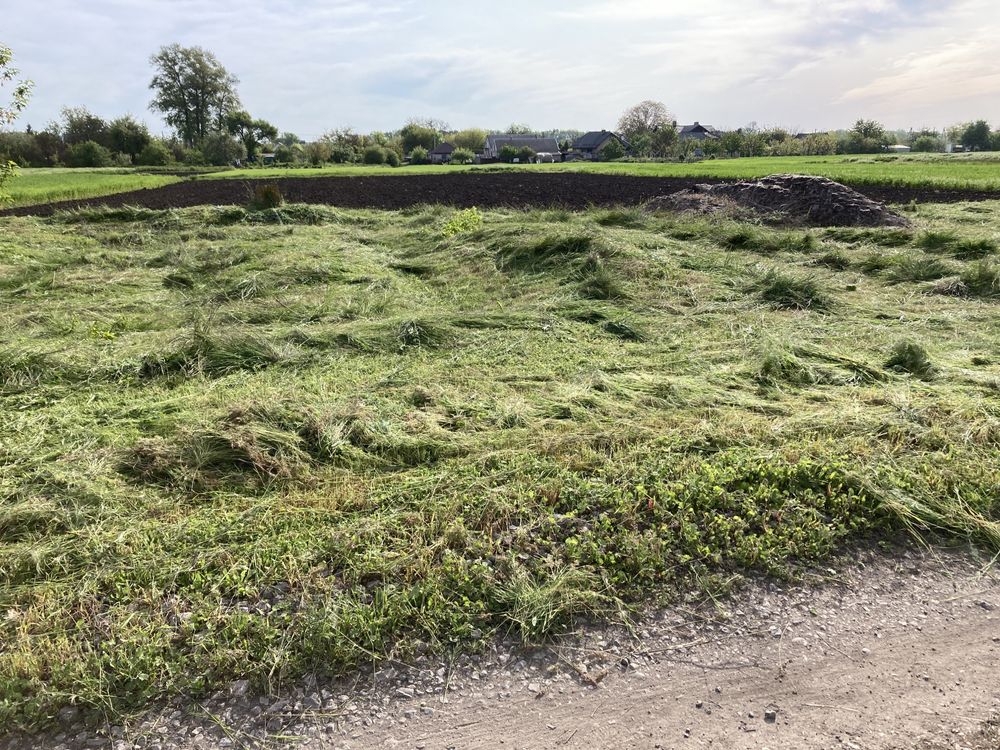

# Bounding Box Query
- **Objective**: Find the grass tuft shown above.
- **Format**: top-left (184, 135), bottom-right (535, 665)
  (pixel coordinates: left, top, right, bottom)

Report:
top-left (885, 340), bottom-right (936, 380)
top-left (751, 269), bottom-right (831, 310)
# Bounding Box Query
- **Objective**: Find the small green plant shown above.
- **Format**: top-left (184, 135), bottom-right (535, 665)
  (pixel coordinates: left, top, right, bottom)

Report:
top-left (812, 250), bottom-right (851, 270)
top-left (752, 269), bottom-right (830, 310)
top-left (442, 207), bottom-right (483, 237)
top-left (888, 255), bottom-right (952, 283)
top-left (249, 183), bottom-right (283, 210)
top-left (451, 147), bottom-right (475, 165)
top-left (885, 340), bottom-right (936, 379)
top-left (952, 238), bottom-right (997, 260)
top-left (959, 260), bottom-right (1000, 298)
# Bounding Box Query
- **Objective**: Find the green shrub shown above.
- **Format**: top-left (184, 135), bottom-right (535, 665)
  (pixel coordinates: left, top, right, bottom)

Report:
top-left (362, 146), bottom-right (387, 165)
top-left (136, 141), bottom-right (174, 167)
top-left (443, 207), bottom-right (483, 237)
top-left (201, 133), bottom-right (246, 166)
top-left (385, 150), bottom-right (400, 167)
top-left (517, 146), bottom-right (536, 163)
top-left (66, 140), bottom-right (113, 168)
top-left (409, 146), bottom-right (429, 165)
top-left (499, 145), bottom-right (518, 163)
top-left (451, 147), bottom-right (475, 165)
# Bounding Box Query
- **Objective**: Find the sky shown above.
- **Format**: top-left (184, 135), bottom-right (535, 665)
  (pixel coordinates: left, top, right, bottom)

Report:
top-left (3, 0), bottom-right (999, 138)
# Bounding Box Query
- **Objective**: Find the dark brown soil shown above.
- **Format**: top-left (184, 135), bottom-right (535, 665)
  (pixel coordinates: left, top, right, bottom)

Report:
top-left (2, 172), bottom-right (996, 218)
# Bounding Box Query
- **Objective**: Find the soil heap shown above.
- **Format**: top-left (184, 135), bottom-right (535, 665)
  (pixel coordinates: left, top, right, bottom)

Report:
top-left (649, 173), bottom-right (909, 227)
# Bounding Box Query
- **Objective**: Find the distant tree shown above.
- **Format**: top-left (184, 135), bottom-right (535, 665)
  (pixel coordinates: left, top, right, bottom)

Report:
top-left (452, 128), bottom-right (487, 152)
top-left (739, 128), bottom-right (768, 157)
top-left (225, 110), bottom-right (278, 161)
top-left (135, 140), bottom-right (174, 166)
top-left (768, 136), bottom-right (803, 156)
top-left (406, 116), bottom-right (450, 132)
top-left (961, 120), bottom-right (992, 151)
top-left (66, 140), bottom-right (113, 167)
top-left (409, 145), bottom-right (429, 165)
top-left (321, 128), bottom-right (364, 162)
top-left (305, 140), bottom-right (332, 165)
top-left (801, 132), bottom-right (838, 156)
top-left (505, 123), bottom-right (532, 135)
top-left (498, 144), bottom-right (519, 163)
top-left (0, 131), bottom-right (43, 166)
top-left (61, 107), bottom-right (111, 148)
top-left (362, 145), bottom-right (387, 164)
top-left (844, 119), bottom-right (891, 153)
top-left (647, 127), bottom-right (678, 158)
top-left (719, 131), bottom-right (743, 157)
top-left (385, 149), bottom-right (401, 167)
top-left (991, 131), bottom-right (1000, 152)
top-left (516, 146), bottom-right (536, 163)
top-left (911, 133), bottom-right (944, 153)
top-left (400, 122), bottom-right (439, 154)
top-left (109, 116), bottom-right (151, 160)
top-left (617, 100), bottom-right (675, 143)
top-left (278, 132), bottom-right (300, 147)
top-left (599, 138), bottom-right (625, 160)
top-left (200, 132), bottom-right (246, 166)
top-left (149, 44), bottom-right (241, 147)
top-left (451, 147), bottom-right (474, 164)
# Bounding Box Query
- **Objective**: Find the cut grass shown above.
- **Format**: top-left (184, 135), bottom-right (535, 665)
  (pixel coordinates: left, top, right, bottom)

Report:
top-left (1, 199), bottom-right (999, 730)
top-left (751, 268), bottom-right (831, 310)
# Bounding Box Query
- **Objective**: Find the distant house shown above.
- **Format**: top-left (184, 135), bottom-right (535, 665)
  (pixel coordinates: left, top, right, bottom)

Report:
top-left (483, 134), bottom-right (562, 162)
top-left (678, 122), bottom-right (721, 140)
top-left (429, 142), bottom-right (456, 164)
top-left (570, 130), bottom-right (629, 160)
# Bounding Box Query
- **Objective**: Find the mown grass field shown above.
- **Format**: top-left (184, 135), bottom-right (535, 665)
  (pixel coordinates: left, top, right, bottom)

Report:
top-left (6, 153), bottom-right (1000, 209)
top-left (1, 199), bottom-right (999, 729)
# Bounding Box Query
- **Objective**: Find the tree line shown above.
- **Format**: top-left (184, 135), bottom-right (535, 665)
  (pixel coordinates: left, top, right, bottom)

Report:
top-left (2, 44), bottom-right (1000, 174)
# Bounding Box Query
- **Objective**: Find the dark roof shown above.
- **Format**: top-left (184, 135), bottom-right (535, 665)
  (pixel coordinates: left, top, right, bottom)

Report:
top-left (679, 122), bottom-right (719, 136)
top-left (572, 130), bottom-right (623, 150)
top-left (430, 142), bottom-right (455, 154)
top-left (485, 135), bottom-right (561, 153)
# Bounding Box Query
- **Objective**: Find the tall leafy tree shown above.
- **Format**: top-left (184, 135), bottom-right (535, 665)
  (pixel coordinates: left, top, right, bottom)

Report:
top-left (617, 100), bottom-right (675, 142)
top-left (399, 122), bottom-right (439, 154)
top-left (1, 45), bottom-right (33, 203)
top-left (149, 44), bottom-right (241, 147)
top-left (961, 120), bottom-right (992, 152)
top-left (109, 115), bottom-right (151, 160)
top-left (61, 107), bottom-right (111, 147)
top-left (225, 110), bottom-right (278, 160)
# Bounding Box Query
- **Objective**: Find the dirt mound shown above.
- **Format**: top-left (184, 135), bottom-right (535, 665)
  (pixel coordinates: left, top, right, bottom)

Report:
top-left (649, 174), bottom-right (910, 227)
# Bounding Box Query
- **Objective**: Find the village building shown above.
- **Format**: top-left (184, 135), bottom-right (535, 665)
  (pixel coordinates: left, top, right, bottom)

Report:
top-left (569, 130), bottom-right (629, 160)
top-left (482, 134), bottom-right (562, 162)
top-left (428, 142), bottom-right (456, 164)
top-left (678, 122), bottom-right (721, 140)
